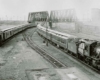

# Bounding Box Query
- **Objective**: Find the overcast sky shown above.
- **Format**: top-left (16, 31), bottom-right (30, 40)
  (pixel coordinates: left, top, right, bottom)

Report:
top-left (0, 0), bottom-right (100, 21)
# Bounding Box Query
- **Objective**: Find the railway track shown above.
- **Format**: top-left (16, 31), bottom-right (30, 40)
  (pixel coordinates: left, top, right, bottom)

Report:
top-left (23, 29), bottom-right (67, 68)
top-left (23, 28), bottom-right (100, 74)
top-left (48, 38), bottom-right (100, 74)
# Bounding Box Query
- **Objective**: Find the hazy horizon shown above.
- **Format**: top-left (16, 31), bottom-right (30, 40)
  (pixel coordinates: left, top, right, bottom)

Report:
top-left (0, 0), bottom-right (100, 21)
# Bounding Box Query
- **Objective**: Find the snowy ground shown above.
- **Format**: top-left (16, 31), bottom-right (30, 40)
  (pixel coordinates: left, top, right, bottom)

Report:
top-left (0, 27), bottom-right (53, 80)
top-left (27, 68), bottom-right (90, 80)
top-left (0, 21), bottom-right (100, 80)
top-left (31, 28), bottom-right (100, 80)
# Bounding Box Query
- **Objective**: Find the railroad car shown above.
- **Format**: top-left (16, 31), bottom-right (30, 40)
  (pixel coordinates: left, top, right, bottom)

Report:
top-left (0, 24), bottom-right (31, 45)
top-left (67, 38), bottom-right (80, 56)
top-left (37, 24), bottom-right (100, 69)
top-left (0, 11), bottom-right (49, 45)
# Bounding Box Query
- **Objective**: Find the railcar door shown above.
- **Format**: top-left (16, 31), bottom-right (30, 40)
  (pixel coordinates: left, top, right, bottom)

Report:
top-left (68, 38), bottom-right (79, 54)
top-left (3, 32), bottom-right (6, 40)
top-left (1, 33), bottom-right (3, 41)
top-left (0, 34), bottom-right (2, 42)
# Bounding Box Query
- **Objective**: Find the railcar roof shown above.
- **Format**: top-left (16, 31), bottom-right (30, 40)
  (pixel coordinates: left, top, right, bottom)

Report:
top-left (38, 25), bottom-right (78, 39)
top-left (0, 24), bottom-right (27, 32)
top-left (0, 25), bottom-right (18, 31)
top-left (79, 39), bottom-right (97, 44)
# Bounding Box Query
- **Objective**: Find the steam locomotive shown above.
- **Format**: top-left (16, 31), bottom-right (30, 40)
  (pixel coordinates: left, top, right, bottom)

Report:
top-left (37, 24), bottom-right (100, 69)
top-left (28, 10), bottom-right (100, 69)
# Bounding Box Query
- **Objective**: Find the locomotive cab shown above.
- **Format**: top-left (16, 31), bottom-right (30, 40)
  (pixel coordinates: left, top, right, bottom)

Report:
top-left (0, 32), bottom-right (1, 39)
top-left (78, 39), bottom-right (96, 61)
top-left (90, 42), bottom-right (100, 67)
top-left (78, 39), bottom-right (97, 57)
top-left (92, 42), bottom-right (100, 68)
top-left (94, 42), bottom-right (100, 58)
top-left (0, 31), bottom-right (3, 44)
top-left (78, 39), bottom-right (100, 69)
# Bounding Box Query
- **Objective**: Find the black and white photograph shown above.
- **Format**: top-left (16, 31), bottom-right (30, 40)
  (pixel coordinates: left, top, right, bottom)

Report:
top-left (0, 0), bottom-right (100, 80)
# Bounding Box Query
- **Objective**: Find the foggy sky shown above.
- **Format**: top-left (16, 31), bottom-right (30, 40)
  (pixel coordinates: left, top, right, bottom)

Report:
top-left (0, 0), bottom-right (100, 21)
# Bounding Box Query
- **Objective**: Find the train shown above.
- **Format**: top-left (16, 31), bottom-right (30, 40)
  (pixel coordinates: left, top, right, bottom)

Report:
top-left (0, 11), bottom-right (49, 45)
top-left (37, 24), bottom-right (100, 69)
top-left (28, 10), bottom-right (100, 69)
top-left (0, 24), bottom-right (33, 45)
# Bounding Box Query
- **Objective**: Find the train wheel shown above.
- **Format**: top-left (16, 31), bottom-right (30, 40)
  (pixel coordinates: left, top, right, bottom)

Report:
top-left (51, 41), bottom-right (53, 44)
top-left (55, 44), bottom-right (57, 46)
top-left (52, 42), bottom-right (54, 45)
top-left (86, 61), bottom-right (90, 65)
top-left (79, 56), bottom-right (84, 60)
top-left (85, 57), bottom-right (91, 65)
top-left (92, 60), bottom-right (98, 68)
top-left (76, 53), bottom-right (79, 59)
top-left (69, 51), bottom-right (73, 55)
top-left (57, 44), bottom-right (59, 48)
top-left (64, 49), bottom-right (68, 53)
top-left (43, 40), bottom-right (45, 43)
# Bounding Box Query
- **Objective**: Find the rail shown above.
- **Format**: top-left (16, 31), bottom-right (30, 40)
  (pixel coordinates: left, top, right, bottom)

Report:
top-left (22, 29), bottom-right (67, 68)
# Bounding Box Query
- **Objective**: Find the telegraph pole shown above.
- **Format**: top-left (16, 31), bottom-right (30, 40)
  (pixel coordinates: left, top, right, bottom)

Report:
top-left (46, 24), bottom-right (48, 46)
top-left (46, 13), bottom-right (49, 46)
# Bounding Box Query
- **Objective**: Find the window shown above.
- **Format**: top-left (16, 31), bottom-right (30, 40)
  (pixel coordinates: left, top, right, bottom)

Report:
top-left (79, 43), bottom-right (85, 49)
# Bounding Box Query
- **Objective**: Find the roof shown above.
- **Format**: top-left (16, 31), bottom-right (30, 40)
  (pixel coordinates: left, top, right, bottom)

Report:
top-left (79, 39), bottom-right (97, 45)
top-left (0, 24), bottom-right (27, 32)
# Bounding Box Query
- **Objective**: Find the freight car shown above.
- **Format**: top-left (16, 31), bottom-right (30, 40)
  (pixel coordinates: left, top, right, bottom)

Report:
top-left (0, 24), bottom-right (31, 45)
top-left (37, 24), bottom-right (100, 69)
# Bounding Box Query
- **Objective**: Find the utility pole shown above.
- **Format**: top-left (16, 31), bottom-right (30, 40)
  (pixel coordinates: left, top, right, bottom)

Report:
top-left (46, 13), bottom-right (49, 46)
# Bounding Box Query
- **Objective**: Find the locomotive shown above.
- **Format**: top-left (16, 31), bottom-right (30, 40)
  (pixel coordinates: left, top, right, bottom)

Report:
top-left (28, 10), bottom-right (100, 69)
top-left (37, 24), bottom-right (100, 69)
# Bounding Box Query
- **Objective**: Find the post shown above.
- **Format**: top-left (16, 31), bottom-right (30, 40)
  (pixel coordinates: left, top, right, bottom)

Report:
top-left (46, 16), bottom-right (48, 46)
top-left (49, 21), bottom-right (52, 29)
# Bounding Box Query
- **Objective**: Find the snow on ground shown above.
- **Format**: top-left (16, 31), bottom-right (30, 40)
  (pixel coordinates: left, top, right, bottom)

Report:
top-left (31, 28), bottom-right (100, 80)
top-left (0, 21), bottom-right (100, 80)
top-left (0, 28), bottom-right (53, 80)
